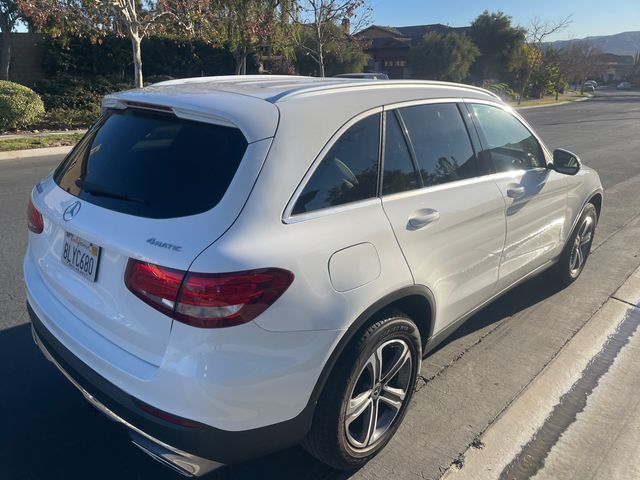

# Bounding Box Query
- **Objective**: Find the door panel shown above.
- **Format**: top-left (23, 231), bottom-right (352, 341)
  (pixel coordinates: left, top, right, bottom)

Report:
top-left (382, 180), bottom-right (506, 334)
top-left (492, 169), bottom-right (567, 289)
top-left (466, 102), bottom-right (568, 290)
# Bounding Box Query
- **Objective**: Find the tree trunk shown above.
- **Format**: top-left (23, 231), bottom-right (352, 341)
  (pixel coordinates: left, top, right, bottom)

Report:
top-left (517, 67), bottom-right (533, 106)
top-left (131, 34), bottom-right (143, 88)
top-left (318, 43), bottom-right (325, 77)
top-left (234, 52), bottom-right (247, 75)
top-left (234, 45), bottom-right (247, 75)
top-left (1, 30), bottom-right (10, 81)
top-left (315, 21), bottom-right (325, 77)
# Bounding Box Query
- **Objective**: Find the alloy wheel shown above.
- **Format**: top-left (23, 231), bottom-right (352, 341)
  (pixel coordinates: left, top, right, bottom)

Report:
top-left (345, 339), bottom-right (413, 451)
top-left (569, 215), bottom-right (594, 277)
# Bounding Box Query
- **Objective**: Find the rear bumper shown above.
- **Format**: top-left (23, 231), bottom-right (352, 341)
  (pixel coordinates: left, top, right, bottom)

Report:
top-left (28, 303), bottom-right (313, 473)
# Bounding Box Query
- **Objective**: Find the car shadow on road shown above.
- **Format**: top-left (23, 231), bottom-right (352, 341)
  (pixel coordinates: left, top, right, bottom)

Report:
top-left (0, 271), bottom-right (564, 480)
top-left (429, 270), bottom-right (565, 356)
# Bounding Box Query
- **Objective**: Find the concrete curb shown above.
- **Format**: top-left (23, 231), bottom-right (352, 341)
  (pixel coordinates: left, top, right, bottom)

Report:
top-left (516, 95), bottom-right (592, 110)
top-left (0, 146), bottom-right (72, 161)
top-left (443, 265), bottom-right (640, 480)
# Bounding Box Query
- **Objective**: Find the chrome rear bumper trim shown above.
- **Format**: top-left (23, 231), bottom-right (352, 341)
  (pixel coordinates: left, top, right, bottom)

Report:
top-left (31, 326), bottom-right (224, 477)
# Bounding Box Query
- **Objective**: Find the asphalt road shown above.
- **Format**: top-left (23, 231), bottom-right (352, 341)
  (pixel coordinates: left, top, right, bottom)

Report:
top-left (1, 88), bottom-right (639, 480)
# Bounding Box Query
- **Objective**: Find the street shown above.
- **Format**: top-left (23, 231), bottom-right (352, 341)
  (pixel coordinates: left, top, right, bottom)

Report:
top-left (1, 87), bottom-right (640, 479)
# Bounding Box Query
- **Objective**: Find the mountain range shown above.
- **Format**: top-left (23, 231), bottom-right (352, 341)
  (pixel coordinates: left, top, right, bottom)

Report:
top-left (552, 31), bottom-right (640, 56)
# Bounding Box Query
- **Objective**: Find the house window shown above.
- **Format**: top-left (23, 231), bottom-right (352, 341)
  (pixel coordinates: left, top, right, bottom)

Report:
top-left (384, 59), bottom-right (405, 68)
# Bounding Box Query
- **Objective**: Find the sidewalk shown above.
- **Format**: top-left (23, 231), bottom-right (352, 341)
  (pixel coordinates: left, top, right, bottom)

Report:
top-left (0, 129), bottom-right (86, 140)
top-left (443, 267), bottom-right (640, 480)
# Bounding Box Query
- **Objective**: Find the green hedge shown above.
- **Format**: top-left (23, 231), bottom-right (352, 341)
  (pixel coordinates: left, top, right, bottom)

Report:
top-left (45, 35), bottom-right (240, 79)
top-left (0, 81), bottom-right (45, 131)
top-left (33, 74), bottom-right (131, 111)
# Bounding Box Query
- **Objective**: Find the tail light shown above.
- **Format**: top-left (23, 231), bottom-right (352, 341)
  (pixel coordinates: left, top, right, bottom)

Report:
top-left (28, 198), bottom-right (44, 234)
top-left (125, 259), bottom-right (293, 328)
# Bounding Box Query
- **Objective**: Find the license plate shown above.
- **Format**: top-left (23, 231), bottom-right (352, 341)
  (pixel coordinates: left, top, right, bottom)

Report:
top-left (62, 232), bottom-right (101, 282)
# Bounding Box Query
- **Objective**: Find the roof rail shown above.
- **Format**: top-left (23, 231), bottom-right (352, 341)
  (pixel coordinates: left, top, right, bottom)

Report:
top-left (267, 79), bottom-right (501, 103)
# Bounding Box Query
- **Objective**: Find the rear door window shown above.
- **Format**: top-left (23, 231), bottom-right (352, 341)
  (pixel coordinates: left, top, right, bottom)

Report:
top-left (292, 113), bottom-right (381, 215)
top-left (54, 108), bottom-right (248, 219)
top-left (398, 103), bottom-right (479, 186)
top-left (382, 112), bottom-right (421, 195)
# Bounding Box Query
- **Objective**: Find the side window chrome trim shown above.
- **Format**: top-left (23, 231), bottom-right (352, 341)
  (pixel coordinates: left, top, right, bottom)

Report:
top-left (380, 169), bottom-right (513, 201)
top-left (284, 197), bottom-right (382, 224)
top-left (462, 98), bottom-right (552, 164)
top-left (282, 107), bottom-right (383, 224)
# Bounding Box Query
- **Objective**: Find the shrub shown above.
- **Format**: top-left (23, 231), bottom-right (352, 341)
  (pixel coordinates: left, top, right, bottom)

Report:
top-left (0, 81), bottom-right (45, 131)
top-left (33, 74), bottom-right (132, 112)
top-left (40, 106), bottom-right (102, 130)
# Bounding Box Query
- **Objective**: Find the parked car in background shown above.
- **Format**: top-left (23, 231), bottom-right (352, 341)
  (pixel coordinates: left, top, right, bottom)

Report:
top-left (334, 72), bottom-right (389, 80)
top-left (617, 81), bottom-right (632, 89)
top-left (24, 76), bottom-right (603, 476)
top-left (583, 84), bottom-right (596, 92)
top-left (584, 80), bottom-right (597, 89)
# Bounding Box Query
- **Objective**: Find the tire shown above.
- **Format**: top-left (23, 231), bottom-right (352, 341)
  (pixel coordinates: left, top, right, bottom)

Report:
top-left (302, 311), bottom-right (421, 470)
top-left (553, 203), bottom-right (598, 286)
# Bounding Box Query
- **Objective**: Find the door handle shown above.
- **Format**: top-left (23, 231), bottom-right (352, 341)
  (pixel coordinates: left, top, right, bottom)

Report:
top-left (408, 208), bottom-right (440, 230)
top-left (506, 184), bottom-right (526, 199)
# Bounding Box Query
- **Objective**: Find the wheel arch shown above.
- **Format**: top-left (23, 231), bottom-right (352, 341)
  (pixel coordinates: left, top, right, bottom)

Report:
top-left (566, 189), bottom-right (603, 246)
top-left (589, 191), bottom-right (603, 219)
top-left (305, 285), bottom-right (435, 412)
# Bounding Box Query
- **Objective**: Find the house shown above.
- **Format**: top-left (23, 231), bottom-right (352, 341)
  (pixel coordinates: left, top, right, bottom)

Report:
top-left (356, 24), bottom-right (468, 78)
top-left (593, 53), bottom-right (636, 82)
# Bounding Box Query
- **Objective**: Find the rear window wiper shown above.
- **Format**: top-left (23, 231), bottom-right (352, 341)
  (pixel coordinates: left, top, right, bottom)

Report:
top-left (75, 179), bottom-right (148, 205)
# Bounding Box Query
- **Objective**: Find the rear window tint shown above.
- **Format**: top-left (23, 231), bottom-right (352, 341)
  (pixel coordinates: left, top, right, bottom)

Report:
top-left (54, 109), bottom-right (248, 219)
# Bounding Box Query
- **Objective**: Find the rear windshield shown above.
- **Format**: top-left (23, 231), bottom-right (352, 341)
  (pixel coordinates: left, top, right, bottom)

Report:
top-left (54, 108), bottom-right (248, 219)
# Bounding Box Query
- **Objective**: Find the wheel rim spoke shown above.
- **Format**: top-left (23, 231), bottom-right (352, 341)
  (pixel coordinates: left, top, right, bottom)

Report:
top-left (569, 245), bottom-right (580, 271)
top-left (346, 391), bottom-right (373, 425)
top-left (380, 343), bottom-right (410, 385)
top-left (380, 385), bottom-right (405, 409)
top-left (363, 399), bottom-right (379, 446)
top-left (372, 348), bottom-right (383, 385)
top-left (576, 244), bottom-right (584, 269)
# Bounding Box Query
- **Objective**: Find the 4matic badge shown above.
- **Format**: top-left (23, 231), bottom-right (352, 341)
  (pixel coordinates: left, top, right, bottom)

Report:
top-left (146, 237), bottom-right (182, 252)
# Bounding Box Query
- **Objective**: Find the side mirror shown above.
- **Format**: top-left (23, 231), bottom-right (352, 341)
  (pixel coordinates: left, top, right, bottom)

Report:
top-left (551, 148), bottom-right (581, 175)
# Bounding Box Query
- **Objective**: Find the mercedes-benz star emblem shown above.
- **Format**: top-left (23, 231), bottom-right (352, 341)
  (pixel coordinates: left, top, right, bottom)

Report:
top-left (63, 201), bottom-right (81, 221)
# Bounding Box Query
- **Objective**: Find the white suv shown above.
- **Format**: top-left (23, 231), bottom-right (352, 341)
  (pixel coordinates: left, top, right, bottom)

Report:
top-left (24, 76), bottom-right (603, 475)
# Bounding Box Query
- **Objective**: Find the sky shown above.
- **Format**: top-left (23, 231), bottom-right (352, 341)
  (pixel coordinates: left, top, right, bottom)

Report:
top-left (369, 0), bottom-right (640, 41)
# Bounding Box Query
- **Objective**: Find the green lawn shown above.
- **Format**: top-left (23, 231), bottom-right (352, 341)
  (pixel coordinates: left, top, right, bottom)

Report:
top-left (509, 91), bottom-right (591, 108)
top-left (0, 133), bottom-right (83, 152)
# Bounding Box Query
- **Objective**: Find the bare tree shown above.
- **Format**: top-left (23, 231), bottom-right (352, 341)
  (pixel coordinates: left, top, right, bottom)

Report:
top-left (517, 15), bottom-right (571, 104)
top-left (559, 39), bottom-right (602, 93)
top-left (18, 0), bottom-right (190, 87)
top-left (294, 0), bottom-right (370, 77)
